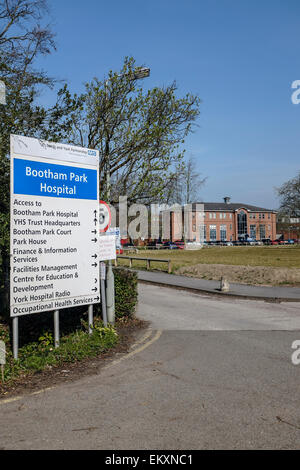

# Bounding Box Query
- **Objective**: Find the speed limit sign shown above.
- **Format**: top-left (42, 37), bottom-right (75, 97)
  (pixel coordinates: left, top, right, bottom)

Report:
top-left (99, 200), bottom-right (111, 233)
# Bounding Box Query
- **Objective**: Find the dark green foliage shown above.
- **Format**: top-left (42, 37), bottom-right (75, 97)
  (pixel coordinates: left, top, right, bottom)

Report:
top-left (92, 267), bottom-right (138, 320)
top-left (10, 305), bottom-right (92, 347)
top-left (0, 317), bottom-right (118, 383)
top-left (113, 267), bottom-right (138, 319)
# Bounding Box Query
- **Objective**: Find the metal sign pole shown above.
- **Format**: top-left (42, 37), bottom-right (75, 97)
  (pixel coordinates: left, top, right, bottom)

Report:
top-left (88, 305), bottom-right (93, 334)
top-left (106, 262), bottom-right (115, 324)
top-left (100, 262), bottom-right (108, 326)
top-left (0, 340), bottom-right (6, 382)
top-left (12, 317), bottom-right (18, 360)
top-left (54, 310), bottom-right (60, 348)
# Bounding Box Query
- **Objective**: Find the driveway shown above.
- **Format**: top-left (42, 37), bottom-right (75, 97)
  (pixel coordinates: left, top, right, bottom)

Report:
top-left (0, 284), bottom-right (300, 449)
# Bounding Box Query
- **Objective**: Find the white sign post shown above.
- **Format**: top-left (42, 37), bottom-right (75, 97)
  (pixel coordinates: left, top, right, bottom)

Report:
top-left (10, 135), bottom-right (100, 356)
top-left (0, 340), bottom-right (5, 383)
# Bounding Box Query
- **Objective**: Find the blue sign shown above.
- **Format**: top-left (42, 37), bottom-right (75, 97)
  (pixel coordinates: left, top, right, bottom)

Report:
top-left (13, 158), bottom-right (98, 200)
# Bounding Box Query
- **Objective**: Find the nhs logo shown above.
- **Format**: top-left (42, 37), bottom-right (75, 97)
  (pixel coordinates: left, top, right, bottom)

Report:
top-left (88, 150), bottom-right (97, 156)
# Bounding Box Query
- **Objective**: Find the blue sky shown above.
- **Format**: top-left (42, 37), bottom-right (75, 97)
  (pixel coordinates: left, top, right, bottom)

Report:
top-left (35, 0), bottom-right (300, 209)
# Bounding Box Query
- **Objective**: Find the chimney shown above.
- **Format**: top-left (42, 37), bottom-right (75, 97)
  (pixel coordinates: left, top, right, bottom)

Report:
top-left (223, 196), bottom-right (231, 204)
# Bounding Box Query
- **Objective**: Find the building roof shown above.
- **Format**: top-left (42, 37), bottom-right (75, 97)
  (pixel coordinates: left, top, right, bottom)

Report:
top-left (191, 202), bottom-right (276, 212)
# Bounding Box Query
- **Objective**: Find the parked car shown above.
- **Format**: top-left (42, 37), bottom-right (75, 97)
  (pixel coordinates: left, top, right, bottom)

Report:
top-left (261, 238), bottom-right (271, 245)
top-left (174, 240), bottom-right (185, 249)
top-left (162, 241), bottom-right (179, 249)
top-left (271, 240), bottom-right (279, 245)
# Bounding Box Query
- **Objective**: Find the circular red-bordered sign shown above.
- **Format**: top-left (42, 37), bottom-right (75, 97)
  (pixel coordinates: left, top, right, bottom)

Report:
top-left (99, 200), bottom-right (111, 233)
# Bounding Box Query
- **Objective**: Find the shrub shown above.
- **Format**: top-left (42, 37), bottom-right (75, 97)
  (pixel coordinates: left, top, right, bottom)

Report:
top-left (0, 319), bottom-right (118, 382)
top-left (113, 267), bottom-right (138, 319)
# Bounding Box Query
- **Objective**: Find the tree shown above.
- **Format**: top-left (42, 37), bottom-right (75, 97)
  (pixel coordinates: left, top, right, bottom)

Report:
top-left (168, 155), bottom-right (206, 205)
top-left (0, 0), bottom-right (75, 215)
top-left (59, 57), bottom-right (201, 204)
top-left (0, 0), bottom-right (58, 310)
top-left (276, 171), bottom-right (300, 217)
top-left (0, 0), bottom-right (57, 224)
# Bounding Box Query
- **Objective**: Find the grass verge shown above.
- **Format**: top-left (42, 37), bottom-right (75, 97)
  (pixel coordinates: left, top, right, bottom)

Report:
top-left (0, 317), bottom-right (118, 391)
top-left (117, 245), bottom-right (300, 271)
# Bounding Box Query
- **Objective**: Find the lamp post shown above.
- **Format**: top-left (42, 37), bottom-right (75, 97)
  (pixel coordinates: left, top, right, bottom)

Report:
top-left (104, 67), bottom-right (150, 324)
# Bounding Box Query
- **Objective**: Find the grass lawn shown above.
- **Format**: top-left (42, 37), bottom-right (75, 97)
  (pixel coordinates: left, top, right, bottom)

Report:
top-left (117, 245), bottom-right (300, 272)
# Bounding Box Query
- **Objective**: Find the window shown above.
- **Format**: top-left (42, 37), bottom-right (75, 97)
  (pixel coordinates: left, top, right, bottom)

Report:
top-left (200, 224), bottom-right (206, 241)
top-left (237, 210), bottom-right (247, 238)
top-left (259, 224), bottom-right (266, 239)
top-left (220, 224), bottom-right (227, 240)
top-left (250, 225), bottom-right (256, 238)
top-left (209, 225), bottom-right (217, 241)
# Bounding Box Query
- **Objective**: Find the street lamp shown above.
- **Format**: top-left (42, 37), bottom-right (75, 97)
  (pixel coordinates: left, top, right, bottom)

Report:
top-left (104, 66), bottom-right (150, 325)
top-left (104, 66), bottom-right (150, 201)
top-left (131, 67), bottom-right (150, 80)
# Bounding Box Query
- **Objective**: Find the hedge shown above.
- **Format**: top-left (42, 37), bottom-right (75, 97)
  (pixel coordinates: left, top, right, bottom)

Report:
top-left (113, 267), bottom-right (138, 319)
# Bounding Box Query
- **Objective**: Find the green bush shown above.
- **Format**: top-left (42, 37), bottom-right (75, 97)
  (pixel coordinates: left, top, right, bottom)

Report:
top-left (113, 267), bottom-right (138, 319)
top-left (0, 319), bottom-right (118, 382)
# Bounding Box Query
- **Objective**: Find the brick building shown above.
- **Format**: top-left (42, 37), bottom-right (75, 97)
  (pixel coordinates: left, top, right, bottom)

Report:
top-left (166, 197), bottom-right (277, 242)
top-left (277, 215), bottom-right (300, 240)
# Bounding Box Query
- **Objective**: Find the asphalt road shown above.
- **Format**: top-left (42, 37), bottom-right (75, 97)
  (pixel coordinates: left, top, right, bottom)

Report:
top-left (136, 284), bottom-right (300, 330)
top-left (0, 284), bottom-right (300, 450)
